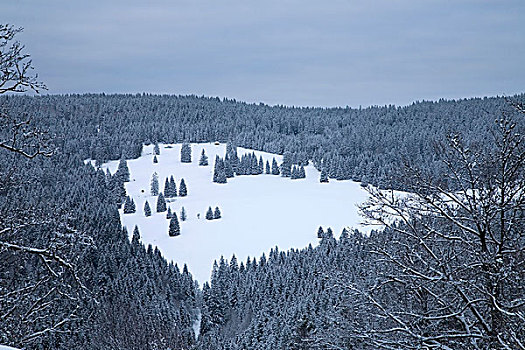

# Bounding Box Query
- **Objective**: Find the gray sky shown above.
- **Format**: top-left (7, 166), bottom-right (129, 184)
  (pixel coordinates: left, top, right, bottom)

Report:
top-left (5, 0), bottom-right (525, 107)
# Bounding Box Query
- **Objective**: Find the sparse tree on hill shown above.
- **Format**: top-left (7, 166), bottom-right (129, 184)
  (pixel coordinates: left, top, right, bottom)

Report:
top-left (123, 196), bottom-right (136, 214)
top-left (199, 148), bottom-right (209, 166)
top-left (206, 207), bottom-right (214, 220)
top-left (156, 192), bottom-right (167, 212)
top-left (166, 207), bottom-right (172, 219)
top-left (154, 143), bottom-right (160, 155)
top-left (265, 160), bottom-right (271, 174)
top-left (144, 200), bottom-right (151, 217)
top-left (214, 207), bottom-right (221, 219)
top-left (181, 207), bottom-right (187, 221)
top-left (179, 178), bottom-right (187, 196)
top-left (150, 172), bottom-right (159, 196)
top-left (170, 175), bottom-right (177, 197)
top-left (272, 158), bottom-right (280, 175)
top-left (181, 142), bottom-right (192, 163)
top-left (153, 155), bottom-right (158, 163)
top-left (168, 214), bottom-right (180, 237)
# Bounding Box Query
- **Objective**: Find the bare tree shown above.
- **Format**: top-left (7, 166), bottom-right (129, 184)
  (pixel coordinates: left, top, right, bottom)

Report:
top-left (0, 24), bottom-right (92, 347)
top-left (344, 107), bottom-right (525, 349)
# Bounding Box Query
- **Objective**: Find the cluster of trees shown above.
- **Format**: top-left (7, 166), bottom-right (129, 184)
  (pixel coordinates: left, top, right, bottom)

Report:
top-left (213, 150), bottom-right (282, 184)
top-left (206, 206), bottom-right (222, 220)
top-left (197, 113), bottom-right (525, 350)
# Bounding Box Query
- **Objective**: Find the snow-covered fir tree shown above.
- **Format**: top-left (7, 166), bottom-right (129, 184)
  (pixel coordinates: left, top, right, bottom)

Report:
top-left (144, 200), bottom-right (151, 216)
top-left (181, 206), bottom-right (187, 221)
top-left (150, 172), bottom-right (159, 196)
top-left (168, 213), bottom-right (180, 237)
top-left (281, 151), bottom-right (292, 177)
top-left (213, 206), bottom-right (221, 219)
top-left (116, 157), bottom-right (130, 182)
top-left (154, 143), bottom-right (160, 155)
top-left (153, 155), bottom-right (158, 163)
top-left (199, 148), bottom-right (209, 166)
top-left (179, 178), bottom-right (187, 196)
top-left (156, 192), bottom-right (167, 212)
top-left (213, 156), bottom-right (227, 183)
top-left (166, 206), bottom-right (172, 219)
top-left (205, 206), bottom-right (214, 220)
top-left (123, 196), bottom-right (136, 213)
top-left (271, 157), bottom-right (280, 175)
top-left (181, 142), bottom-right (192, 163)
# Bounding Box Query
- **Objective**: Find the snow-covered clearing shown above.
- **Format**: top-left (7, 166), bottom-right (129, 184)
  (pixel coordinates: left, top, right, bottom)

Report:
top-left (89, 143), bottom-right (370, 283)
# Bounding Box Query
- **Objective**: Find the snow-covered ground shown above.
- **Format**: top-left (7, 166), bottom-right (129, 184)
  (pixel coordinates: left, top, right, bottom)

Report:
top-left (89, 143), bottom-right (370, 283)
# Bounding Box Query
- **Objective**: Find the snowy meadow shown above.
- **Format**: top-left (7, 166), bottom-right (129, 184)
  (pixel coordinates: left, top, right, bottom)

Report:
top-left (88, 143), bottom-right (370, 283)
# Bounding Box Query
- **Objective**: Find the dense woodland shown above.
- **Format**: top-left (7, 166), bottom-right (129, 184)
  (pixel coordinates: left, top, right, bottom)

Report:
top-left (1, 92), bottom-right (524, 350)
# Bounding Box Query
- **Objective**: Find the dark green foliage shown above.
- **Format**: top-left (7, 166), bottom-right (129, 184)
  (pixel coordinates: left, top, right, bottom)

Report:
top-left (214, 206), bottom-right (221, 219)
top-left (179, 178), bottom-right (187, 196)
top-left (156, 192), bottom-right (167, 212)
top-left (150, 172), bottom-right (159, 196)
top-left (271, 157), bottom-right (280, 175)
top-left (144, 200), bottom-right (151, 216)
top-left (181, 142), bottom-right (191, 163)
top-left (180, 206), bottom-right (187, 221)
top-left (153, 155), bottom-right (158, 163)
top-left (206, 207), bottom-right (214, 220)
top-left (169, 213), bottom-right (180, 237)
top-left (265, 160), bottom-right (271, 174)
top-left (199, 148), bottom-right (209, 166)
top-left (213, 156), bottom-right (227, 183)
top-left (166, 206), bottom-right (172, 219)
top-left (169, 175), bottom-right (177, 197)
top-left (123, 196), bottom-right (136, 213)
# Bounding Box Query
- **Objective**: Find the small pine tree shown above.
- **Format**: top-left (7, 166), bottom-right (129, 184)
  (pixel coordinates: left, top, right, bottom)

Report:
top-left (181, 142), bottom-right (192, 163)
top-left (154, 143), bottom-right (160, 155)
top-left (132, 225), bottom-right (141, 245)
top-left (317, 226), bottom-right (324, 239)
top-left (205, 206), bottom-right (214, 220)
top-left (181, 207), bottom-right (187, 221)
top-left (224, 157), bottom-right (234, 178)
top-left (199, 149), bottom-right (209, 166)
top-left (166, 207), bottom-right (172, 219)
top-left (150, 172), bottom-right (159, 196)
top-left (164, 177), bottom-right (172, 197)
top-left (153, 155), bottom-right (158, 163)
top-left (156, 192), bottom-right (167, 212)
top-left (281, 152), bottom-right (292, 177)
top-left (170, 176), bottom-right (177, 197)
top-left (168, 213), bottom-right (180, 237)
top-left (144, 200), bottom-right (152, 217)
top-left (123, 196), bottom-right (136, 214)
top-left (291, 165), bottom-right (298, 179)
top-left (213, 156), bottom-right (227, 183)
top-left (179, 178), bottom-right (187, 196)
top-left (258, 156), bottom-right (264, 174)
top-left (116, 158), bottom-right (130, 182)
top-left (298, 165), bottom-right (306, 179)
top-left (320, 166), bottom-right (329, 183)
top-left (271, 157), bottom-right (280, 175)
top-left (214, 206), bottom-right (221, 219)
top-left (265, 160), bottom-right (271, 174)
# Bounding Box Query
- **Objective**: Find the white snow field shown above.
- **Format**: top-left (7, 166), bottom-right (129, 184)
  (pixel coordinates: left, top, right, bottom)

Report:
top-left (90, 143), bottom-right (370, 283)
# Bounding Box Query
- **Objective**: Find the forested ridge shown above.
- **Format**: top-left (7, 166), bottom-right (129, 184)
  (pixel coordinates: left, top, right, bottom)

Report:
top-left (1, 93), bottom-right (524, 349)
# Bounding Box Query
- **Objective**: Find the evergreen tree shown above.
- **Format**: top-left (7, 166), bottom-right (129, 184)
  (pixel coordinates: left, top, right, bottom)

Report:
top-left (166, 206), bottom-right (172, 219)
top-left (291, 165), bottom-right (298, 179)
top-left (213, 156), bottom-right (227, 183)
top-left (271, 157), bottom-right (280, 175)
top-left (181, 206), bottom-right (187, 221)
top-left (258, 156), bottom-right (264, 174)
top-left (144, 200), bottom-right (152, 217)
top-left (214, 206), bottom-right (221, 219)
top-left (320, 166), bottom-right (329, 183)
top-left (156, 192), bottom-right (167, 212)
top-left (164, 177), bottom-right (172, 197)
top-left (206, 206), bottom-right (214, 220)
top-left (168, 213), bottom-right (180, 237)
top-left (150, 172), bottom-right (159, 196)
top-left (281, 152), bottom-right (292, 177)
top-left (170, 175), bottom-right (177, 197)
top-left (132, 225), bottom-right (141, 245)
top-left (123, 196), bottom-right (136, 214)
top-left (153, 155), bottom-right (158, 163)
top-left (298, 165), bottom-right (306, 179)
top-left (181, 142), bottom-right (192, 163)
top-left (224, 157), bottom-right (234, 178)
top-left (199, 148), bottom-right (209, 166)
top-left (265, 160), bottom-right (271, 174)
top-left (179, 178), bottom-right (187, 196)
top-left (116, 157), bottom-right (130, 182)
top-left (154, 143), bottom-right (160, 155)
top-left (317, 226), bottom-right (324, 239)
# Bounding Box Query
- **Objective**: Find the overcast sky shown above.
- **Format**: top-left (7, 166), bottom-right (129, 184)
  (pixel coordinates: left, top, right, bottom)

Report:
top-left (4, 0), bottom-right (525, 107)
